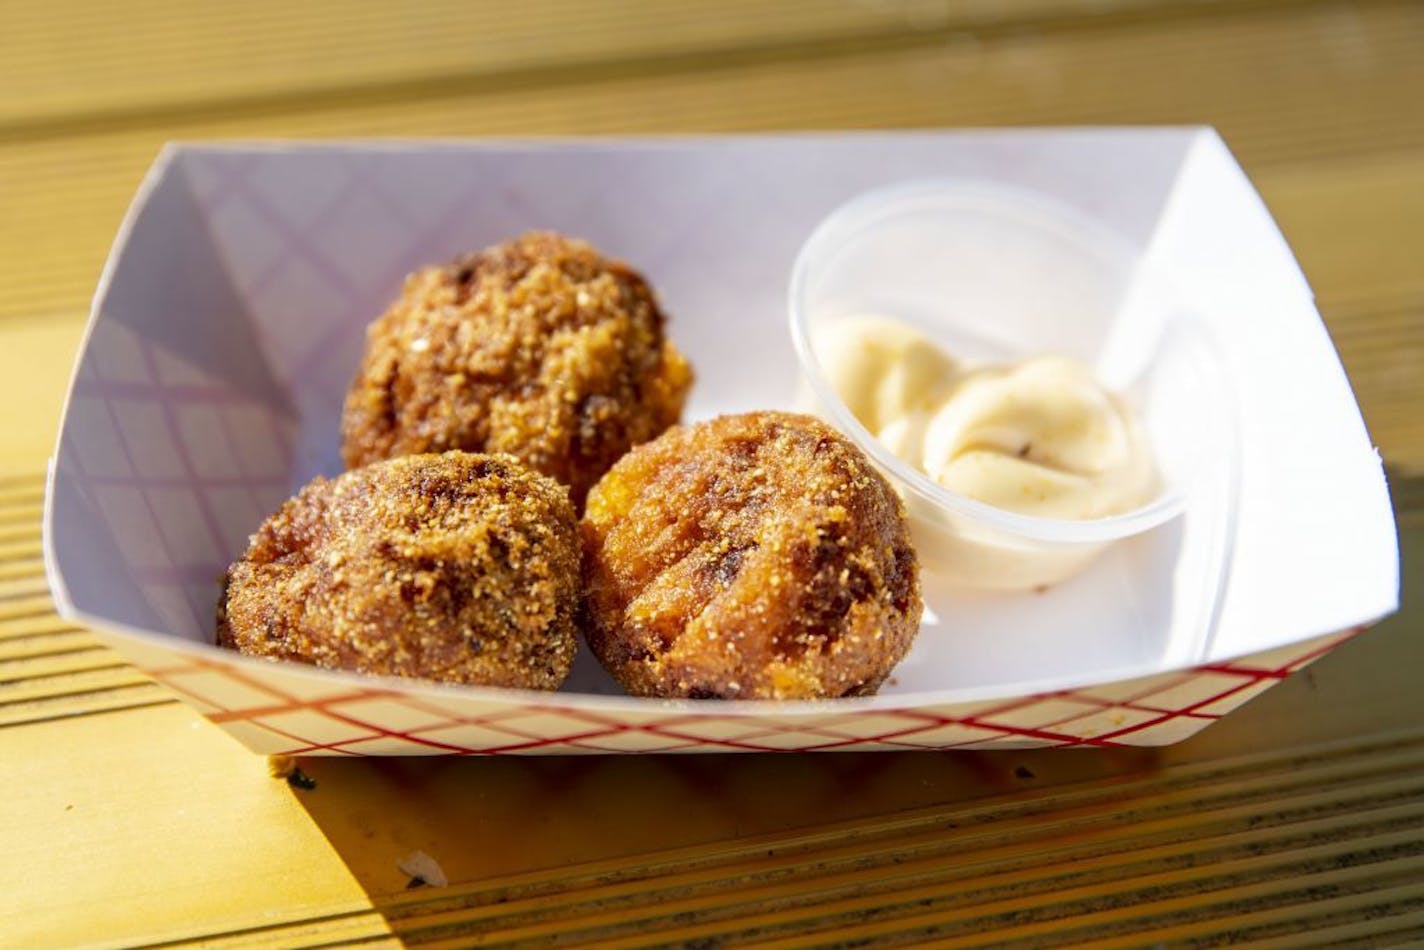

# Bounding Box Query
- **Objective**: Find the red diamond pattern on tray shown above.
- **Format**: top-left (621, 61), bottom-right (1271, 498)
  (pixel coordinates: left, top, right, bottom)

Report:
top-left (1192, 678), bottom-right (1282, 717)
top-left (251, 709), bottom-right (383, 748)
top-left (333, 736), bottom-right (473, 756)
top-left (564, 732), bottom-right (703, 754)
top-left (1134, 671), bottom-right (1258, 711)
top-left (785, 712), bottom-right (992, 742)
top-left (322, 697), bottom-right (461, 734)
top-left (885, 723), bottom-right (1029, 749)
top-left (161, 667), bottom-right (288, 716)
top-left (1034, 705), bottom-right (1167, 741)
top-left (93, 623), bottom-right (1368, 755)
top-left (409, 721), bottom-right (592, 752)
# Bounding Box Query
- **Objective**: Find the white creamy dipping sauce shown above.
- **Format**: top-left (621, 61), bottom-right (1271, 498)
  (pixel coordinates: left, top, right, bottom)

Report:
top-left (814, 314), bottom-right (1158, 588)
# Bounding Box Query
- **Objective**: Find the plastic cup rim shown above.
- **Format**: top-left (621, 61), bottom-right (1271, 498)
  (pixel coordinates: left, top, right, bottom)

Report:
top-left (787, 177), bottom-right (1209, 546)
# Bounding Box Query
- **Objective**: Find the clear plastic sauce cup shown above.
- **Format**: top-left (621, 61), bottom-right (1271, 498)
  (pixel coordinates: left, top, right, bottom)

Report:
top-left (789, 180), bottom-right (1232, 591)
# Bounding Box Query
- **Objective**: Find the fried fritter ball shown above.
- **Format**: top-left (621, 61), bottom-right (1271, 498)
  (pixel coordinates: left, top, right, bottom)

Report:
top-left (581, 411), bottom-right (922, 700)
top-left (217, 452), bottom-right (579, 690)
top-left (341, 232), bottom-right (693, 508)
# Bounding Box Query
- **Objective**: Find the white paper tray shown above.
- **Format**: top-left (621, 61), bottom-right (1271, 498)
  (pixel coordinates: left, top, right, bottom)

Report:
top-left (43, 131), bottom-right (1398, 753)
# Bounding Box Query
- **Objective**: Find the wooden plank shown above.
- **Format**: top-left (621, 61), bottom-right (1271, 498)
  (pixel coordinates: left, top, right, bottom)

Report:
top-left (0, 502), bottom-right (46, 528)
top-left (0, 537), bottom-right (42, 563)
top-left (0, 313), bottom-right (87, 473)
top-left (388, 802), bottom-right (1424, 945)
top-left (0, 0), bottom-right (1315, 133)
top-left (0, 483), bottom-right (44, 508)
top-left (0, 702), bottom-right (377, 949)
top-left (1091, 884), bottom-right (1424, 948)
top-left (0, 660), bottom-right (152, 705)
top-left (0, 683), bottom-right (175, 729)
top-left (1253, 151), bottom-right (1424, 470)
top-left (0, 577), bottom-right (52, 602)
top-left (0, 1), bottom-right (1420, 945)
top-left (375, 753), bottom-right (1424, 916)
top-left (0, 630), bottom-right (104, 662)
top-left (1262, 151), bottom-right (1424, 313)
top-left (0, 558), bottom-right (45, 583)
top-left (0, 0), bottom-right (974, 130)
top-left (2, 1), bottom-right (1423, 324)
top-left (0, 595), bottom-right (59, 622)
top-left (55, 727), bottom-right (1418, 948)
top-left (0, 642), bottom-right (124, 680)
top-left (1322, 299), bottom-right (1424, 471)
top-left (1247, 912), bottom-right (1424, 949)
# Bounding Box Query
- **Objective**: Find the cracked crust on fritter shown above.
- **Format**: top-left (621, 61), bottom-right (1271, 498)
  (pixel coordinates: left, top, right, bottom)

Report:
top-left (581, 411), bottom-right (922, 700)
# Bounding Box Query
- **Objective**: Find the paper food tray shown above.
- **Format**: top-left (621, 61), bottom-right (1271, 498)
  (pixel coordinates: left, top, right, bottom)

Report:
top-left (43, 131), bottom-right (1398, 754)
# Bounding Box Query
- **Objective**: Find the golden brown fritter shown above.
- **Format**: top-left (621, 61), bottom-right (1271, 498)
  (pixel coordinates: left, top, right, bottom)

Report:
top-left (341, 232), bottom-right (693, 508)
top-left (581, 411), bottom-right (922, 700)
top-left (217, 452), bottom-right (580, 690)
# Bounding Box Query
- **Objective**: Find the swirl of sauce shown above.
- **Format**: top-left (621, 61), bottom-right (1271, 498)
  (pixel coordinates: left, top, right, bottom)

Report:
top-left (815, 315), bottom-right (1158, 588)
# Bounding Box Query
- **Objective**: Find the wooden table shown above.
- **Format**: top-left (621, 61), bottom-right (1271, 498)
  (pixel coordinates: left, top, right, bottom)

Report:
top-left (3, 2), bottom-right (1421, 945)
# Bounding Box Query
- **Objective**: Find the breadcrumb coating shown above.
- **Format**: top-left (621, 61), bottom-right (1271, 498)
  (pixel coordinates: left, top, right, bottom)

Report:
top-left (581, 411), bottom-right (922, 700)
top-left (218, 452), bottom-right (580, 690)
top-left (341, 232), bottom-right (693, 508)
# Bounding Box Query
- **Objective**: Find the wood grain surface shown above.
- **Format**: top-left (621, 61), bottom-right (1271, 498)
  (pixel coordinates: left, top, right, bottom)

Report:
top-left (0, 1), bottom-right (1419, 946)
